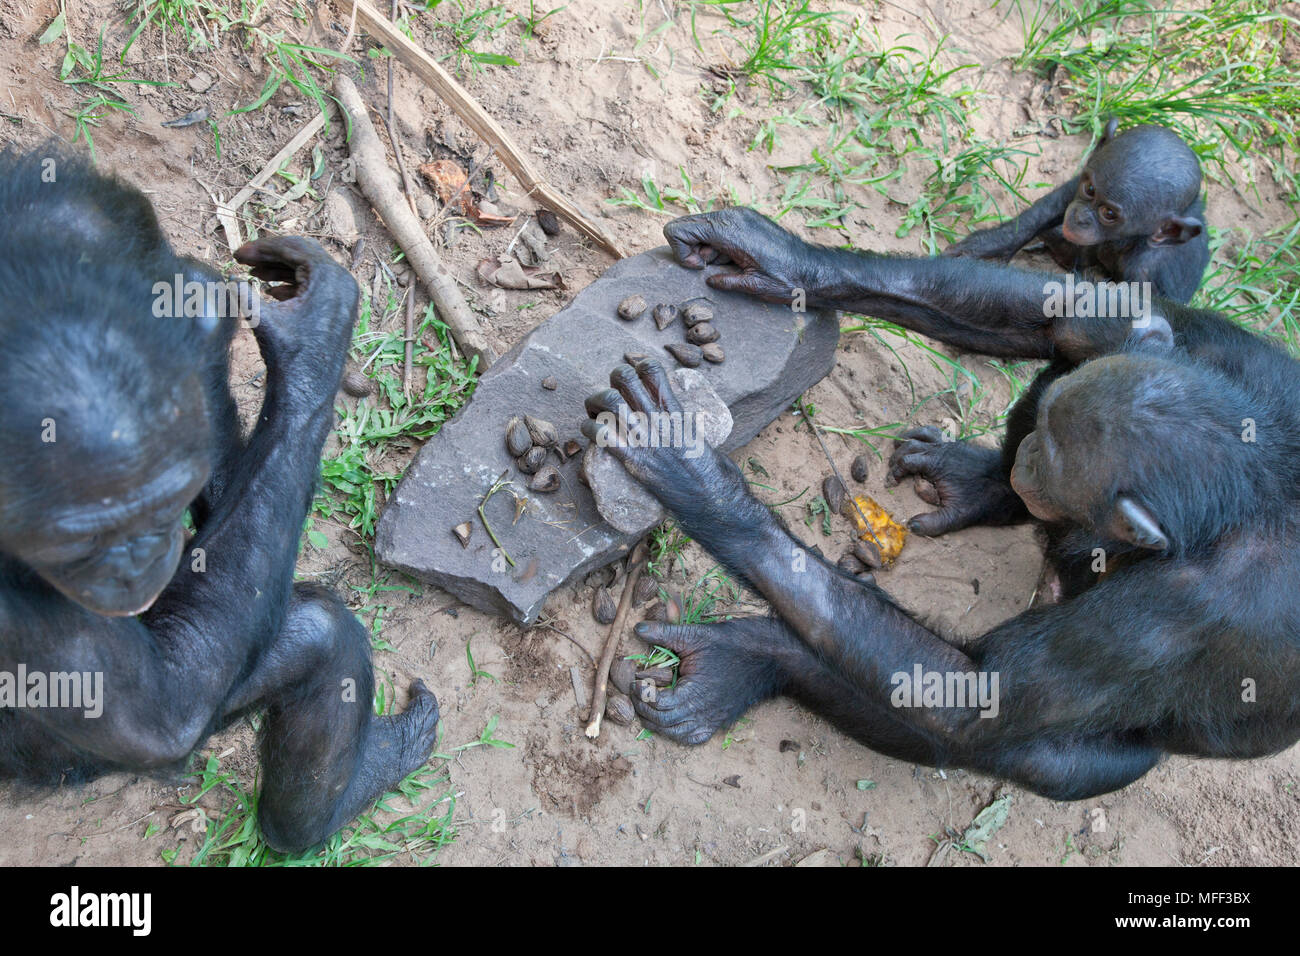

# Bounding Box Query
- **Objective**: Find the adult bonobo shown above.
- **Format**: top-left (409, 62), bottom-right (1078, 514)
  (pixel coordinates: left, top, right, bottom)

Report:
top-left (0, 147), bottom-right (438, 852)
top-left (579, 206), bottom-right (1300, 800)
top-left (945, 120), bottom-right (1210, 303)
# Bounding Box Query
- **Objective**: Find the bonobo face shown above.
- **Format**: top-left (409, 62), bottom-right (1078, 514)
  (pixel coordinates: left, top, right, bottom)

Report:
top-left (1062, 125), bottom-right (1202, 248)
top-left (1009, 355), bottom-right (1172, 551)
top-left (1062, 168), bottom-right (1122, 246)
top-left (20, 458), bottom-right (209, 616)
top-left (0, 376), bottom-right (212, 617)
top-left (1009, 362), bottom-right (1125, 525)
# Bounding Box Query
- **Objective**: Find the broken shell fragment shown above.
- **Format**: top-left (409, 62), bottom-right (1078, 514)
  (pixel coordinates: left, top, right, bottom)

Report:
top-left (517, 445), bottom-right (547, 474)
top-left (681, 302), bottom-right (713, 326)
top-left (823, 475), bottom-right (848, 516)
top-left (665, 343), bottom-right (702, 368)
top-left (701, 343), bottom-right (725, 364)
top-left (685, 322), bottom-right (719, 345)
top-left (537, 208), bottom-right (561, 236)
top-left (617, 294), bottom-right (647, 321)
top-left (505, 417), bottom-right (533, 457)
top-left (850, 454), bottom-right (870, 483)
top-left (593, 587), bottom-right (618, 625)
top-left (530, 465), bottom-right (561, 493)
top-left (525, 414), bottom-right (558, 448)
top-left (636, 666), bottom-right (674, 686)
top-left (610, 659), bottom-right (637, 696)
top-left (652, 303), bottom-right (678, 330)
top-left (451, 522), bottom-right (472, 548)
top-left (605, 692), bottom-right (635, 725)
top-left (541, 376), bottom-right (558, 391)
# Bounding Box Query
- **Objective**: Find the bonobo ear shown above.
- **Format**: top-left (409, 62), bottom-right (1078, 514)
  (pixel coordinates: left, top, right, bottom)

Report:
top-left (1100, 117), bottom-right (1119, 147)
top-left (1127, 313), bottom-right (1174, 353)
top-left (1151, 215), bottom-right (1203, 245)
top-left (1113, 497), bottom-right (1169, 551)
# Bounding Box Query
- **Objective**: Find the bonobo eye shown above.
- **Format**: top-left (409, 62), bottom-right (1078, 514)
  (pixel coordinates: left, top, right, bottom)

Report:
top-left (1100, 206), bottom-right (1118, 224)
top-left (1082, 181), bottom-right (1096, 199)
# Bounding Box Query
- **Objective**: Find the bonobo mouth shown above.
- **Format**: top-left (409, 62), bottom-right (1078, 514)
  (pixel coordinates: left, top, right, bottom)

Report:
top-left (43, 527), bottom-right (184, 618)
top-left (1061, 221), bottom-right (1082, 244)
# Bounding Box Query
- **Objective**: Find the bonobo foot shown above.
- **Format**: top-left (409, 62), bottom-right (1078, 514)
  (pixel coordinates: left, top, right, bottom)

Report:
top-left (628, 617), bottom-right (792, 745)
top-left (886, 426), bottom-right (1028, 535)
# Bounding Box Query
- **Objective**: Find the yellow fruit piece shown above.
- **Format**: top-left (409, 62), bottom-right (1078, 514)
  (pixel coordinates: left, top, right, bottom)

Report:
top-left (848, 495), bottom-right (908, 564)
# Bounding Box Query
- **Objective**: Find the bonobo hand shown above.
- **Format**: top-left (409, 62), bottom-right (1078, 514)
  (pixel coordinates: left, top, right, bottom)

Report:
top-left (887, 426), bottom-right (1025, 536)
top-left (580, 359), bottom-right (738, 518)
top-left (235, 236), bottom-right (359, 394)
top-left (663, 207), bottom-right (818, 303)
top-left (943, 227), bottom-right (1020, 264)
top-left (628, 618), bottom-right (787, 745)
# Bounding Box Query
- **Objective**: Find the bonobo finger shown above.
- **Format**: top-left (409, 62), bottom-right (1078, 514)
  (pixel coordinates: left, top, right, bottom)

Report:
top-left (635, 358), bottom-right (683, 414)
top-left (635, 621), bottom-right (705, 655)
top-left (912, 477), bottom-right (942, 508)
top-left (610, 363), bottom-right (658, 415)
top-left (886, 446), bottom-right (932, 486)
top-left (706, 269), bottom-right (787, 302)
top-left (908, 508), bottom-right (961, 537)
top-left (584, 387), bottom-right (624, 419)
top-left (579, 418), bottom-right (627, 461)
top-left (664, 214), bottom-right (727, 269)
top-left (894, 425), bottom-right (944, 448)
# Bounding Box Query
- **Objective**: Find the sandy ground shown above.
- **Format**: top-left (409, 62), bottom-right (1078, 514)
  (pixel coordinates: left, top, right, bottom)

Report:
top-left (0, 0), bottom-right (1296, 866)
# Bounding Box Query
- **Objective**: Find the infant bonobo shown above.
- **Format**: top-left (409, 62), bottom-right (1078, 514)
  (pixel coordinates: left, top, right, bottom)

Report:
top-left (0, 148), bottom-right (439, 853)
top-left (945, 120), bottom-right (1210, 302)
top-left (579, 206), bottom-right (1300, 801)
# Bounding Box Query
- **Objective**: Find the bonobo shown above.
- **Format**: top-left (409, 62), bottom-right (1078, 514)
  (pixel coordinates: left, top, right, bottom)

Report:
top-left (0, 147), bottom-right (439, 852)
top-left (945, 120), bottom-right (1210, 303)
top-left (579, 206), bottom-right (1300, 801)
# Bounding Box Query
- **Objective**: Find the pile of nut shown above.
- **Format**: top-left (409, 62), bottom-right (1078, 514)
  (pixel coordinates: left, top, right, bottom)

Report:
top-left (504, 414), bottom-right (582, 493)
top-left (616, 294), bottom-right (725, 367)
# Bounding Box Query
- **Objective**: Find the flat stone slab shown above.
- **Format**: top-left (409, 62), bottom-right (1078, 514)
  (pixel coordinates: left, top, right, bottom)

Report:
top-left (374, 246), bottom-right (840, 623)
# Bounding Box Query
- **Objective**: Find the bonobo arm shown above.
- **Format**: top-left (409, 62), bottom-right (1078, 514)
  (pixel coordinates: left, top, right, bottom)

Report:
top-left (586, 362), bottom-right (1195, 797)
top-left (944, 178), bottom-right (1080, 263)
top-left (663, 207), bottom-right (1266, 367)
top-left (0, 238), bottom-right (358, 764)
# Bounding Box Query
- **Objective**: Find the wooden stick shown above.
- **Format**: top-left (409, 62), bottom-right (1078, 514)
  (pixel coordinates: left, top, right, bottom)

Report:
top-left (336, 0), bottom-right (627, 259)
top-left (214, 109), bottom-right (331, 252)
top-left (585, 539), bottom-right (650, 739)
top-left (334, 75), bottom-right (498, 369)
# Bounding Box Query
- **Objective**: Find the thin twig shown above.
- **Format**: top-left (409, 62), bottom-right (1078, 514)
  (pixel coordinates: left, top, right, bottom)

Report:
top-left (585, 539), bottom-right (650, 739)
top-left (799, 398), bottom-right (884, 552)
top-left (478, 470), bottom-right (515, 567)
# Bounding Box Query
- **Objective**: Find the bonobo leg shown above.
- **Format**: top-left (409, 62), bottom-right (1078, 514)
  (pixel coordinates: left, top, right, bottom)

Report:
top-left (221, 585), bottom-right (440, 853)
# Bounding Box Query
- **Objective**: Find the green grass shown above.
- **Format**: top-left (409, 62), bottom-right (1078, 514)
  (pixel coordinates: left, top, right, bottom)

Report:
top-left (173, 751), bottom-right (457, 867)
top-left (310, 284), bottom-right (478, 539)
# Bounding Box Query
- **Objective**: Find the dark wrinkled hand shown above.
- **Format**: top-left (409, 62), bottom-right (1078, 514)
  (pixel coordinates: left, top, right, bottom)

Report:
top-left (663, 207), bottom-right (817, 303)
top-left (580, 359), bottom-right (728, 514)
top-left (628, 619), bottom-right (779, 745)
